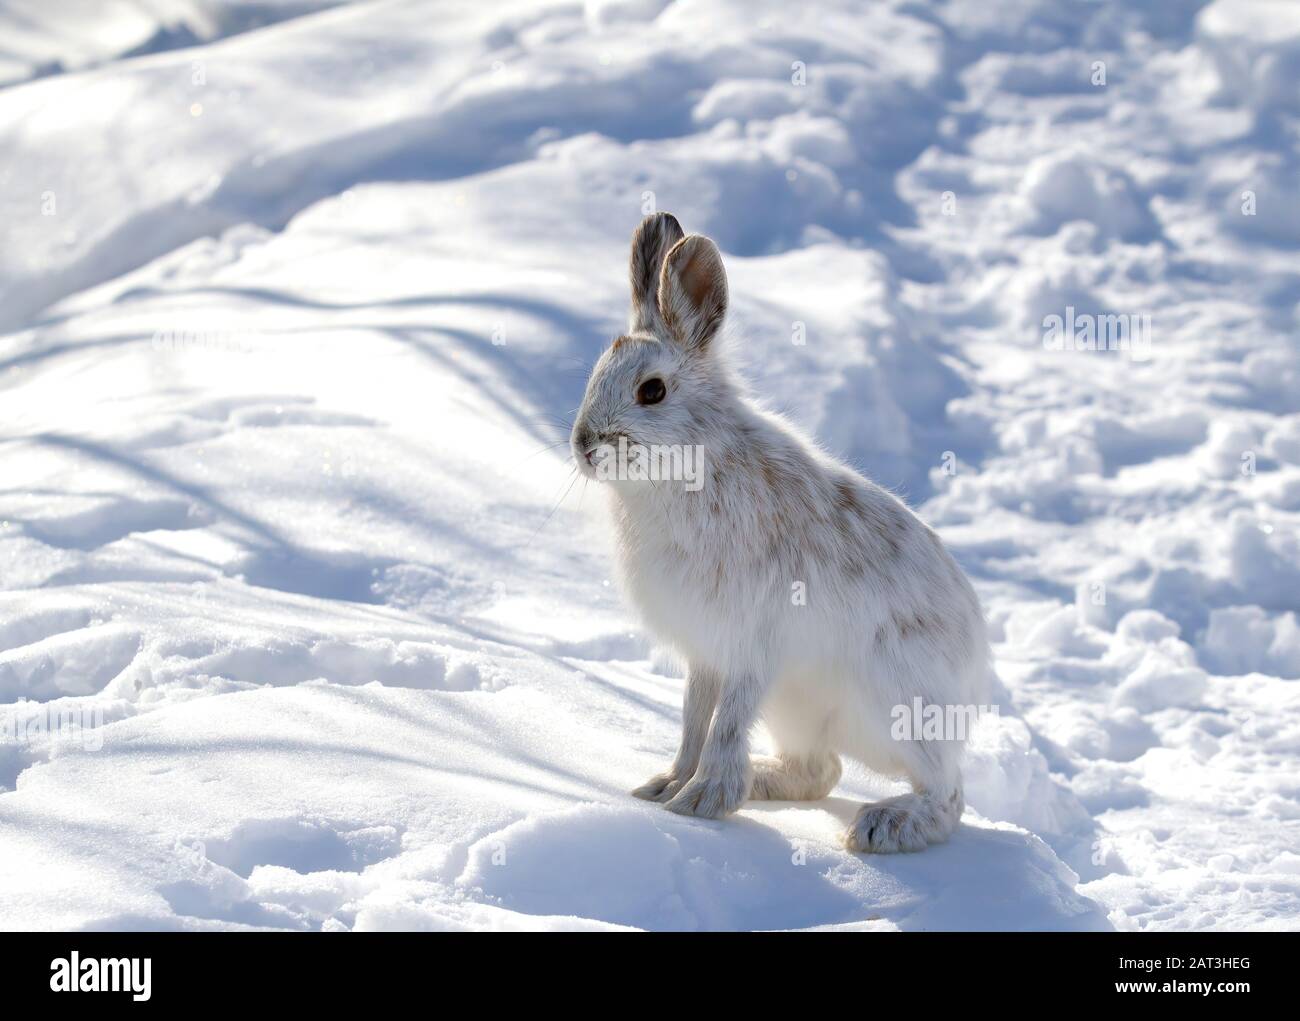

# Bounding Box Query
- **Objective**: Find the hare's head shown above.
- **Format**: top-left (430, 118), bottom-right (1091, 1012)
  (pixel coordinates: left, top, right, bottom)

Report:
top-left (572, 212), bottom-right (732, 481)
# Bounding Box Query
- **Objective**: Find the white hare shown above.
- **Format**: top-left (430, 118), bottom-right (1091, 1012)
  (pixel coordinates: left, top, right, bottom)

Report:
top-left (571, 213), bottom-right (990, 852)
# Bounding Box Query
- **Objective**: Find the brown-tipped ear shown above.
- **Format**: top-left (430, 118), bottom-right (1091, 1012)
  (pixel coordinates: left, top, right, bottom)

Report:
top-left (657, 234), bottom-right (728, 353)
top-left (628, 212), bottom-right (685, 332)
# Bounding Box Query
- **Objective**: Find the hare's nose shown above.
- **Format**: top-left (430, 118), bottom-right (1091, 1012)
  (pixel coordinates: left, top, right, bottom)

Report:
top-left (583, 447), bottom-right (598, 466)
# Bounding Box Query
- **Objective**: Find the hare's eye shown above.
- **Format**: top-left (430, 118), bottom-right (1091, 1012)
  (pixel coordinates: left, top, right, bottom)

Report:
top-left (637, 378), bottom-right (666, 405)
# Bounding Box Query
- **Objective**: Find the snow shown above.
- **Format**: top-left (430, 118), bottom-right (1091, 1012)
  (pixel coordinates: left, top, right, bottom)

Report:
top-left (0, 0), bottom-right (1297, 931)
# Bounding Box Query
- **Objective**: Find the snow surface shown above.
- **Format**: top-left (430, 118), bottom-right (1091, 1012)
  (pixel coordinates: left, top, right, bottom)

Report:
top-left (1, 0), bottom-right (1297, 931)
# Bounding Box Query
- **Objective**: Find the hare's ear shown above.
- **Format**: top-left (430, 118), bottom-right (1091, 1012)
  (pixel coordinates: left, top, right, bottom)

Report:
top-left (629, 212), bottom-right (685, 332)
top-left (657, 234), bottom-right (727, 354)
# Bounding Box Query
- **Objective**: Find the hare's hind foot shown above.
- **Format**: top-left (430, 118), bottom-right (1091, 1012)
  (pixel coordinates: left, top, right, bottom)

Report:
top-left (844, 787), bottom-right (963, 854)
top-left (749, 752), bottom-right (841, 801)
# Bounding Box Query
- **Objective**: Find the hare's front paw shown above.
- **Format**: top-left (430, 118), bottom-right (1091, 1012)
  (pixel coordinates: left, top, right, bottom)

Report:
top-left (663, 768), bottom-right (749, 819)
top-left (631, 771), bottom-right (685, 803)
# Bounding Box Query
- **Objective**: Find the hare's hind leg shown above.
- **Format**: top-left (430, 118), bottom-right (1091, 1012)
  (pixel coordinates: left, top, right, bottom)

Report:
top-left (750, 691), bottom-right (841, 801)
top-left (749, 751), bottom-right (841, 800)
top-left (844, 738), bottom-right (964, 853)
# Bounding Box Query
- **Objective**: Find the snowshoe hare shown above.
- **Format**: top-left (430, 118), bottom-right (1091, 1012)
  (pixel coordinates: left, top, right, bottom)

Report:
top-left (571, 212), bottom-right (991, 852)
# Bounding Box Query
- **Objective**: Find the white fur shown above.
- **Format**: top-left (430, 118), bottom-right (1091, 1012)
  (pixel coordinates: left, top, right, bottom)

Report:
top-left (573, 214), bottom-right (991, 852)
